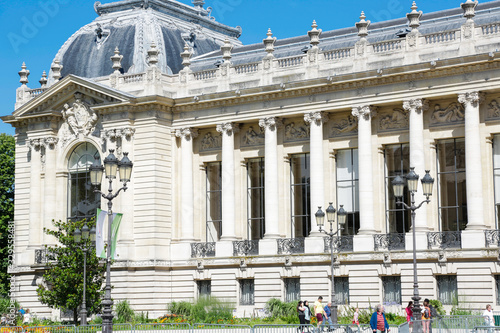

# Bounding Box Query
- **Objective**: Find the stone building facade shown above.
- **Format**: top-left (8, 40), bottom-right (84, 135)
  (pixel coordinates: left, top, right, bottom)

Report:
top-left (5, 0), bottom-right (500, 318)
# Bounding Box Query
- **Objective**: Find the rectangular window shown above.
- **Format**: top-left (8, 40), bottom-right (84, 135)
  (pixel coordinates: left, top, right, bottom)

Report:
top-left (240, 279), bottom-right (255, 305)
top-left (334, 277), bottom-right (349, 305)
top-left (384, 144), bottom-right (411, 233)
top-left (336, 149), bottom-right (360, 235)
top-left (247, 158), bottom-right (265, 240)
top-left (437, 139), bottom-right (467, 231)
top-left (493, 135), bottom-right (500, 228)
top-left (284, 278), bottom-right (300, 302)
top-left (437, 275), bottom-right (457, 305)
top-left (496, 276), bottom-right (500, 305)
top-left (206, 162), bottom-right (222, 242)
top-left (197, 280), bottom-right (211, 298)
top-left (290, 154), bottom-right (311, 237)
top-left (382, 276), bottom-right (401, 305)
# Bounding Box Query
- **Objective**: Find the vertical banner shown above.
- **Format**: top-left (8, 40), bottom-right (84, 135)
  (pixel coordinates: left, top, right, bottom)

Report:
top-left (96, 209), bottom-right (123, 259)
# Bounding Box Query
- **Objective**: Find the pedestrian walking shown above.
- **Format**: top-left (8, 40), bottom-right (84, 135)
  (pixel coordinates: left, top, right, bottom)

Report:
top-left (483, 304), bottom-right (494, 332)
top-left (370, 304), bottom-right (390, 333)
top-left (421, 301), bottom-right (431, 333)
top-left (304, 300), bottom-right (312, 330)
top-left (22, 309), bottom-right (31, 325)
top-left (314, 296), bottom-right (326, 328)
top-left (405, 301), bottom-right (413, 322)
top-left (352, 307), bottom-right (360, 329)
top-left (323, 302), bottom-right (333, 331)
top-left (298, 301), bottom-right (307, 333)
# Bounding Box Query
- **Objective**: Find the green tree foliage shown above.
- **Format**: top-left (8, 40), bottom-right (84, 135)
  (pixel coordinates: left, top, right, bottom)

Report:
top-left (36, 218), bottom-right (106, 324)
top-left (0, 134), bottom-right (14, 296)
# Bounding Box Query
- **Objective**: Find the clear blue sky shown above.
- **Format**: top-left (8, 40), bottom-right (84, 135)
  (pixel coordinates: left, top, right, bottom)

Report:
top-left (0, 0), bottom-right (491, 135)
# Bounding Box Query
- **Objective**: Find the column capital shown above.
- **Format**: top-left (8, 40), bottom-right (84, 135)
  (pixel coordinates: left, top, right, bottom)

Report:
top-left (259, 117), bottom-right (283, 131)
top-left (216, 122), bottom-right (240, 136)
top-left (121, 127), bottom-right (136, 140)
top-left (458, 91), bottom-right (485, 107)
top-left (43, 137), bottom-right (59, 150)
top-left (304, 111), bottom-right (329, 126)
top-left (28, 138), bottom-right (43, 151)
top-left (175, 128), bottom-right (199, 140)
top-left (403, 98), bottom-right (429, 114)
top-left (352, 105), bottom-right (377, 120)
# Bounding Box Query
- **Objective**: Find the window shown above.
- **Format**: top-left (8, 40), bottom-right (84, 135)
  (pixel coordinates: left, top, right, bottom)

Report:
top-left (336, 149), bottom-right (359, 235)
top-left (284, 278), bottom-right (300, 302)
top-left (496, 276), bottom-right (500, 305)
top-left (240, 279), bottom-right (254, 305)
top-left (247, 158), bottom-right (265, 240)
top-left (437, 275), bottom-right (457, 305)
top-left (384, 144), bottom-right (411, 233)
top-left (334, 277), bottom-right (349, 305)
top-left (67, 143), bottom-right (101, 221)
top-left (437, 139), bottom-right (467, 232)
top-left (290, 154), bottom-right (311, 237)
top-left (206, 162), bottom-right (222, 242)
top-left (382, 276), bottom-right (401, 305)
top-left (197, 280), bottom-right (211, 298)
top-left (493, 135), bottom-right (500, 228)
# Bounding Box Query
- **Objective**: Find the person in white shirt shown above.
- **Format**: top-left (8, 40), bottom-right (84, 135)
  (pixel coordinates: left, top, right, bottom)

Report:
top-left (483, 304), bottom-right (494, 329)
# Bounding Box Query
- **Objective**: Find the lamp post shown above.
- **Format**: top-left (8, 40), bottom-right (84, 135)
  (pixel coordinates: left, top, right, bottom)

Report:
top-left (73, 222), bottom-right (96, 326)
top-left (89, 149), bottom-right (133, 333)
top-left (392, 167), bottom-right (434, 333)
top-left (315, 203), bottom-right (347, 325)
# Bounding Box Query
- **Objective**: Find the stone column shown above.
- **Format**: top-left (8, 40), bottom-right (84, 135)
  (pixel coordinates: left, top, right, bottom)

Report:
top-left (28, 139), bottom-right (43, 247)
top-left (403, 99), bottom-right (429, 231)
top-left (352, 106), bottom-right (376, 234)
top-left (43, 136), bottom-right (58, 244)
top-left (119, 127), bottom-right (136, 246)
top-left (175, 128), bottom-right (198, 241)
top-left (459, 91), bottom-right (486, 230)
top-left (304, 112), bottom-right (328, 236)
top-left (216, 123), bottom-right (239, 241)
top-left (259, 117), bottom-right (282, 239)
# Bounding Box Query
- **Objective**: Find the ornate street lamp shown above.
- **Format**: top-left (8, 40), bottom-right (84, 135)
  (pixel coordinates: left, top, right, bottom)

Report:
top-left (90, 149), bottom-right (133, 333)
top-left (73, 222), bottom-right (96, 326)
top-left (392, 168), bottom-right (434, 333)
top-left (315, 203), bottom-right (347, 325)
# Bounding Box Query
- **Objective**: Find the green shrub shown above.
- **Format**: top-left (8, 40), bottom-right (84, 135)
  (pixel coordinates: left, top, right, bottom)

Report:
top-left (168, 301), bottom-right (193, 317)
top-left (264, 298), bottom-right (298, 323)
top-left (115, 300), bottom-right (135, 323)
top-left (168, 297), bottom-right (233, 323)
top-left (428, 299), bottom-right (446, 316)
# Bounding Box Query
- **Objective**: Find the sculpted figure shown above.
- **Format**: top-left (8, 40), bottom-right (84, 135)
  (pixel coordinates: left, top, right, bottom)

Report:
top-left (331, 115), bottom-right (358, 135)
top-left (380, 108), bottom-right (408, 130)
top-left (431, 103), bottom-right (464, 123)
top-left (488, 100), bottom-right (500, 118)
top-left (243, 126), bottom-right (264, 146)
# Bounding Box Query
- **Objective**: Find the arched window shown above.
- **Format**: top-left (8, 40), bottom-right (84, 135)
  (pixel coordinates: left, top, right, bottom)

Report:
top-left (67, 143), bottom-right (101, 221)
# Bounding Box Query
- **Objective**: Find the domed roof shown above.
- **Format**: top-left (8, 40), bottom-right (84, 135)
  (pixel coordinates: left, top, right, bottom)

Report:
top-left (49, 0), bottom-right (242, 82)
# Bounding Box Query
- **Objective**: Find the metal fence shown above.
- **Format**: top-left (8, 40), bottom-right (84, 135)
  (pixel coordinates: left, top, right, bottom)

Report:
top-left (24, 325), bottom-right (76, 333)
top-left (398, 316), bottom-right (494, 333)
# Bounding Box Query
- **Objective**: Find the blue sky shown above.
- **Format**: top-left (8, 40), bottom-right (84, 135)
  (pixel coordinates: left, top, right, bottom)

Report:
top-left (0, 0), bottom-right (491, 135)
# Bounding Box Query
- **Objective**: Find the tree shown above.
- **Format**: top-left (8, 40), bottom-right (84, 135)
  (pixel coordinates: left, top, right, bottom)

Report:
top-left (0, 134), bottom-right (15, 296)
top-left (37, 218), bottom-right (106, 324)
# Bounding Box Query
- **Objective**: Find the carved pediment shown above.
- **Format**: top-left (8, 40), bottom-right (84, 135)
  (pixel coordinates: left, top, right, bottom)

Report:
top-left (62, 93), bottom-right (99, 137)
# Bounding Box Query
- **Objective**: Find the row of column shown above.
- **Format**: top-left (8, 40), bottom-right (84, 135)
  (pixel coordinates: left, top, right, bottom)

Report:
top-left (176, 92), bottom-right (486, 241)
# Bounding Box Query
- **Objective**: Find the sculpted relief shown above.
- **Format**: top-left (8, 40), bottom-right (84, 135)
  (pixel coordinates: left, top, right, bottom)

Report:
top-left (284, 120), bottom-right (309, 142)
top-left (58, 93), bottom-right (100, 147)
top-left (200, 132), bottom-right (222, 152)
top-left (430, 102), bottom-right (464, 126)
top-left (241, 126), bottom-right (265, 147)
top-left (329, 114), bottom-right (358, 137)
top-left (487, 99), bottom-right (500, 119)
top-left (379, 108), bottom-right (408, 132)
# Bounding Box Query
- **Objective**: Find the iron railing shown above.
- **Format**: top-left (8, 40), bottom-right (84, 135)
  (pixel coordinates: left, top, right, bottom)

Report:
top-left (374, 233), bottom-right (406, 251)
top-left (323, 235), bottom-right (354, 253)
top-left (277, 238), bottom-right (305, 254)
top-left (191, 242), bottom-right (216, 258)
top-left (485, 230), bottom-right (500, 247)
top-left (233, 240), bottom-right (259, 256)
top-left (34, 248), bottom-right (53, 264)
top-left (427, 231), bottom-right (462, 249)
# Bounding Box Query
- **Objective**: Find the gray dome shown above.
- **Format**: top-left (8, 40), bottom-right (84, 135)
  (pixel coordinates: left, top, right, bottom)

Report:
top-left (50, 0), bottom-right (242, 81)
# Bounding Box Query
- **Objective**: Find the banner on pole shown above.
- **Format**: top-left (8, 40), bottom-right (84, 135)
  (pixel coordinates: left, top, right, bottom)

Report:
top-left (96, 208), bottom-right (123, 259)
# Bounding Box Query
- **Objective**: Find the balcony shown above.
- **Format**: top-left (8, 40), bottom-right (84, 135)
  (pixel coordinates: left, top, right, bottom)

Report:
top-left (374, 233), bottom-right (406, 251)
top-left (323, 235), bottom-right (354, 253)
top-left (277, 238), bottom-right (305, 255)
top-left (427, 231), bottom-right (462, 249)
top-left (34, 248), bottom-right (52, 264)
top-left (233, 240), bottom-right (259, 256)
top-left (485, 230), bottom-right (500, 247)
top-left (191, 242), bottom-right (216, 258)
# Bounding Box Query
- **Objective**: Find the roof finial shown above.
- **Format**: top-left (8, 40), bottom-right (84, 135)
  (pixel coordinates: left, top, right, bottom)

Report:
top-left (51, 59), bottom-right (63, 81)
top-left (221, 39), bottom-right (233, 63)
top-left (18, 62), bottom-right (30, 86)
top-left (147, 43), bottom-right (159, 67)
top-left (461, 0), bottom-right (478, 23)
top-left (111, 46), bottom-right (123, 74)
top-left (192, 0), bottom-right (205, 9)
top-left (308, 20), bottom-right (322, 48)
top-left (39, 71), bottom-right (48, 88)
top-left (263, 28), bottom-right (276, 58)
top-left (356, 11), bottom-right (370, 40)
top-left (181, 43), bottom-right (193, 69)
top-left (407, 2), bottom-right (422, 31)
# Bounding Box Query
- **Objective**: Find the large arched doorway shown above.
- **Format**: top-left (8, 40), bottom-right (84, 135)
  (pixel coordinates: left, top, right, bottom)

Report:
top-left (67, 142), bottom-right (101, 221)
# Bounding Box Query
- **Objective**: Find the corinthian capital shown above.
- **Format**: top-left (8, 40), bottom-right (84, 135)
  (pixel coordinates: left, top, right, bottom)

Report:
top-left (403, 98), bottom-right (429, 114)
top-left (27, 138), bottom-right (43, 151)
top-left (43, 137), bottom-right (59, 150)
top-left (352, 106), bottom-right (377, 121)
top-left (304, 111), bottom-right (329, 126)
top-left (259, 117), bottom-right (283, 131)
top-left (216, 123), bottom-right (240, 136)
top-left (458, 91), bottom-right (485, 107)
top-left (175, 128), bottom-right (199, 140)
